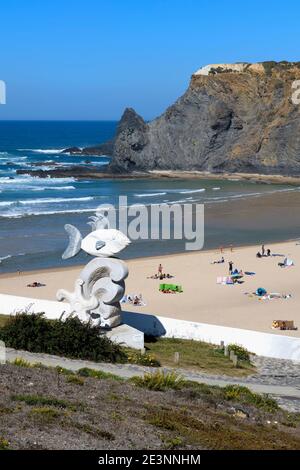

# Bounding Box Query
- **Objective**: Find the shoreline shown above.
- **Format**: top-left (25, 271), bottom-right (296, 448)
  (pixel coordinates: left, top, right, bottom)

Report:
top-left (15, 167), bottom-right (300, 185)
top-left (1, 237), bottom-right (298, 278)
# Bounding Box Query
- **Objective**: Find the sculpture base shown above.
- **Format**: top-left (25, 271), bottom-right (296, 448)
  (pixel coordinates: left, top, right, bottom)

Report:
top-left (104, 324), bottom-right (144, 350)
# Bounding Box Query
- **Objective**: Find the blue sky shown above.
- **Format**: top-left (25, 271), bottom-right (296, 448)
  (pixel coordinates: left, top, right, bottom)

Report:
top-left (0, 0), bottom-right (299, 120)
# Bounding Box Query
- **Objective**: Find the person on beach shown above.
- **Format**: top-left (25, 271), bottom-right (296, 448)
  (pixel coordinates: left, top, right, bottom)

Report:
top-left (229, 261), bottom-right (233, 274)
top-left (267, 248), bottom-right (271, 256)
top-left (211, 256), bottom-right (225, 264)
top-left (262, 244), bottom-right (265, 256)
top-left (158, 264), bottom-right (163, 276)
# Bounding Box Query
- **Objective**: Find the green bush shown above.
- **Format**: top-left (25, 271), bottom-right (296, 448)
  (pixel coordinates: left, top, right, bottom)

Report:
top-left (227, 344), bottom-right (250, 362)
top-left (0, 313), bottom-right (127, 363)
top-left (126, 351), bottom-right (160, 367)
top-left (0, 437), bottom-right (9, 450)
top-left (66, 375), bottom-right (84, 386)
top-left (223, 385), bottom-right (278, 412)
top-left (131, 370), bottom-right (185, 391)
top-left (77, 367), bottom-right (123, 381)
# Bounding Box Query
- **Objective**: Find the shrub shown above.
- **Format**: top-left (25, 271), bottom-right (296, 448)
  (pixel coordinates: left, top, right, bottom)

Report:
top-left (12, 357), bottom-right (32, 368)
top-left (29, 407), bottom-right (62, 423)
top-left (11, 394), bottom-right (83, 411)
top-left (227, 344), bottom-right (250, 362)
top-left (0, 437), bottom-right (9, 450)
top-left (127, 351), bottom-right (160, 367)
top-left (131, 370), bottom-right (185, 391)
top-left (66, 375), bottom-right (84, 386)
top-left (77, 367), bottom-right (123, 381)
top-left (223, 385), bottom-right (278, 412)
top-left (0, 313), bottom-right (127, 363)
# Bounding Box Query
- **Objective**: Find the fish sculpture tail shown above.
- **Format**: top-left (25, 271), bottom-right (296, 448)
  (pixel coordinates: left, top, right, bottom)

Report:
top-left (62, 224), bottom-right (82, 259)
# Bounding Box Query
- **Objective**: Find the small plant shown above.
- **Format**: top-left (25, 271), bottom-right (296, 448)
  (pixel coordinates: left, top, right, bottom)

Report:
top-left (162, 435), bottom-right (183, 449)
top-left (71, 422), bottom-right (115, 441)
top-left (131, 370), bottom-right (185, 391)
top-left (12, 357), bottom-right (32, 368)
top-left (223, 385), bottom-right (278, 412)
top-left (11, 394), bottom-right (83, 411)
top-left (227, 344), bottom-right (251, 362)
top-left (127, 351), bottom-right (160, 367)
top-left (66, 375), bottom-right (84, 386)
top-left (56, 366), bottom-right (74, 376)
top-left (29, 407), bottom-right (62, 423)
top-left (77, 367), bottom-right (123, 381)
top-left (0, 437), bottom-right (9, 450)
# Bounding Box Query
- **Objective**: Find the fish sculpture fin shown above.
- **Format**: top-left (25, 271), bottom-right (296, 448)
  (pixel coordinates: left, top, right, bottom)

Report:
top-left (96, 240), bottom-right (106, 251)
top-left (62, 224), bottom-right (82, 260)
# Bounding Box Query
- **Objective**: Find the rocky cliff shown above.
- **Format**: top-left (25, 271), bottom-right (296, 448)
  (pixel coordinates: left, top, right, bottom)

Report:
top-left (108, 61), bottom-right (300, 175)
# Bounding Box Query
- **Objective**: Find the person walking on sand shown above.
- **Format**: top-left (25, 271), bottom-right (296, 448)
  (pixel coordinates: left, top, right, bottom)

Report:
top-left (158, 263), bottom-right (163, 276)
top-left (262, 244), bottom-right (265, 256)
top-left (229, 261), bottom-right (233, 274)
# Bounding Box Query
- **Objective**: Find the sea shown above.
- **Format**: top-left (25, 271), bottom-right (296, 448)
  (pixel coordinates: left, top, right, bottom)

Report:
top-left (1, 120), bottom-right (300, 273)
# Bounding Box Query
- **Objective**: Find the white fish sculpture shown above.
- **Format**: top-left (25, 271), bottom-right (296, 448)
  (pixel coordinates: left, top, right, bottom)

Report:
top-left (62, 224), bottom-right (131, 259)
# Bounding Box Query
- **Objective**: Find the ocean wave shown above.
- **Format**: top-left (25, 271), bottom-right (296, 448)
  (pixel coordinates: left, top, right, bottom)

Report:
top-left (134, 192), bottom-right (167, 197)
top-left (31, 185), bottom-right (76, 191)
top-left (19, 196), bottom-right (94, 205)
top-left (0, 201), bottom-right (15, 207)
top-left (0, 255), bottom-right (12, 263)
top-left (212, 187), bottom-right (221, 190)
top-left (17, 148), bottom-right (65, 154)
top-left (0, 208), bottom-right (95, 218)
top-left (179, 188), bottom-right (206, 194)
top-left (0, 175), bottom-right (75, 185)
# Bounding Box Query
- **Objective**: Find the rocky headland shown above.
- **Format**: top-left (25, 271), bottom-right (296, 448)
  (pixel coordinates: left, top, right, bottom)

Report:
top-left (22, 61), bottom-right (300, 181)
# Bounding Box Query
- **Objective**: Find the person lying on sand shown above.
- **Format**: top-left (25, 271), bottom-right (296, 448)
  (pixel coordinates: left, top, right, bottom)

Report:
top-left (123, 293), bottom-right (146, 306)
top-left (211, 256), bottom-right (225, 264)
top-left (147, 273), bottom-right (174, 279)
top-left (27, 281), bottom-right (46, 288)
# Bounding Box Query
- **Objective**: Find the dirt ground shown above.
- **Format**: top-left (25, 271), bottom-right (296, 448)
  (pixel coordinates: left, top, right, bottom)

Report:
top-left (1, 363), bottom-right (300, 450)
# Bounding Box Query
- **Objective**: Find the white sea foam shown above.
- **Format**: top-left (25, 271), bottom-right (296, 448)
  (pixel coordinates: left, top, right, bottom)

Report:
top-left (17, 148), bottom-right (65, 154)
top-left (0, 255), bottom-right (12, 263)
top-left (134, 192), bottom-right (167, 197)
top-left (0, 175), bottom-right (75, 185)
top-left (0, 208), bottom-right (95, 218)
top-left (0, 201), bottom-right (15, 207)
top-left (31, 185), bottom-right (76, 191)
top-left (179, 188), bottom-right (206, 194)
top-left (19, 196), bottom-right (94, 205)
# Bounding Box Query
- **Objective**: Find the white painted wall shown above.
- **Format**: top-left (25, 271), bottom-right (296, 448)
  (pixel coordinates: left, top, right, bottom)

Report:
top-left (1, 293), bottom-right (300, 361)
top-left (122, 311), bottom-right (300, 362)
top-left (0, 293), bottom-right (70, 319)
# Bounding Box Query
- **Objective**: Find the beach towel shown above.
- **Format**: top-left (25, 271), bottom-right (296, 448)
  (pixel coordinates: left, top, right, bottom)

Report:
top-left (245, 271), bottom-right (255, 276)
top-left (285, 258), bottom-right (294, 266)
top-left (159, 283), bottom-right (183, 292)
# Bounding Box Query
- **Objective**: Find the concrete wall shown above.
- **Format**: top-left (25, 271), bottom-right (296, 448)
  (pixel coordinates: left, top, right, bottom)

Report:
top-left (0, 293), bottom-right (70, 320)
top-left (122, 311), bottom-right (300, 362)
top-left (1, 293), bottom-right (300, 361)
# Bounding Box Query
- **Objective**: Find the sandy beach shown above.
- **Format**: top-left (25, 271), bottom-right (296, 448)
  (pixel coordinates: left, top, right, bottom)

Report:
top-left (1, 240), bottom-right (299, 337)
